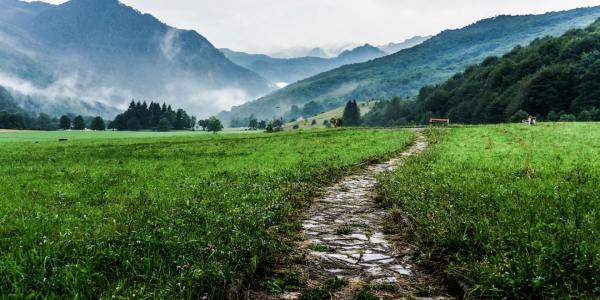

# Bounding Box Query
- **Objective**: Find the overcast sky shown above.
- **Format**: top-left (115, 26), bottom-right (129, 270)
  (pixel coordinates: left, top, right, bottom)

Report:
top-left (34, 0), bottom-right (600, 54)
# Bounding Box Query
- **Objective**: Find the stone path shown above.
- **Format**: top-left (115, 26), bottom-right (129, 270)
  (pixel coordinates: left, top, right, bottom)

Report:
top-left (276, 132), bottom-right (448, 299)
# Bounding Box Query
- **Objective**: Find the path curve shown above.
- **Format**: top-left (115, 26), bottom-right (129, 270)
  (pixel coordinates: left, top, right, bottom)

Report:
top-left (279, 131), bottom-right (443, 299)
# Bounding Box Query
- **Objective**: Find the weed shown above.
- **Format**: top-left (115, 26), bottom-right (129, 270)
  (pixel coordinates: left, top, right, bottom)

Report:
top-left (335, 225), bottom-right (354, 235)
top-left (309, 244), bottom-right (336, 253)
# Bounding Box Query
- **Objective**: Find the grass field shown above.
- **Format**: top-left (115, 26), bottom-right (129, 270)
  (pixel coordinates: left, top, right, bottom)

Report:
top-left (0, 129), bottom-right (253, 143)
top-left (0, 128), bottom-right (414, 299)
top-left (285, 101), bottom-right (378, 129)
top-left (377, 123), bottom-right (599, 298)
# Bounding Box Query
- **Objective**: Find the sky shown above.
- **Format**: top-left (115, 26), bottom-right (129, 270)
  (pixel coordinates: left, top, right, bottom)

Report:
top-left (28, 0), bottom-right (600, 54)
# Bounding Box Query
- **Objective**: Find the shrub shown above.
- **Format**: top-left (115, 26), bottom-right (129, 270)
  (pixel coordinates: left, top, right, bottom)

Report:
top-left (510, 110), bottom-right (529, 123)
top-left (559, 114), bottom-right (576, 122)
top-left (546, 110), bottom-right (560, 121)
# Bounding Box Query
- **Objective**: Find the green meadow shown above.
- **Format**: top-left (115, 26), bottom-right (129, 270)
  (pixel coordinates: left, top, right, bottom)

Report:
top-left (0, 129), bottom-right (414, 299)
top-left (377, 123), bottom-right (600, 298)
top-left (0, 129), bottom-right (255, 143)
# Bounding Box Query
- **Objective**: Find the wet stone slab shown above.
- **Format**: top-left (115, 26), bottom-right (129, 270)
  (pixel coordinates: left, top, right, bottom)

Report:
top-left (298, 136), bottom-right (429, 287)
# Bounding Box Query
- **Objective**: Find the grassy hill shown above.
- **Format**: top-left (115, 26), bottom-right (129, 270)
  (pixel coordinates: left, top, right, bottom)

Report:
top-left (284, 101), bottom-right (378, 129)
top-left (221, 6), bottom-right (600, 123)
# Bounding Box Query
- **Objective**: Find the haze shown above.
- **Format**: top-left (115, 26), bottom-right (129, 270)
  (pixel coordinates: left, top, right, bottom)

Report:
top-left (29, 0), bottom-right (600, 54)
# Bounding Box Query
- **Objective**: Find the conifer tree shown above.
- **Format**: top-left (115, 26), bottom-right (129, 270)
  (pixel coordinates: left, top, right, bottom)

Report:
top-left (90, 116), bottom-right (106, 131)
top-left (72, 115), bottom-right (86, 130)
top-left (59, 115), bottom-right (71, 130)
top-left (343, 100), bottom-right (361, 126)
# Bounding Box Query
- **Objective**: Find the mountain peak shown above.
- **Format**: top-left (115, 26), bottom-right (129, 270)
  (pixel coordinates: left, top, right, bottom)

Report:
top-left (307, 47), bottom-right (329, 58)
top-left (338, 44), bottom-right (385, 59)
top-left (68, 0), bottom-right (121, 5)
top-left (60, 0), bottom-right (124, 11)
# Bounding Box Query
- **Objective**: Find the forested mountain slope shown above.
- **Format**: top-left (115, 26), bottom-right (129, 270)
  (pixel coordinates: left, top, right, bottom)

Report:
top-left (221, 44), bottom-right (386, 85)
top-left (364, 20), bottom-right (600, 125)
top-left (221, 6), bottom-right (600, 123)
top-left (0, 0), bottom-right (272, 117)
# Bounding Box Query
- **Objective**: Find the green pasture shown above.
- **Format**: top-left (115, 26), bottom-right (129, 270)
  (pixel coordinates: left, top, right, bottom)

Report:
top-left (0, 128), bottom-right (414, 299)
top-left (377, 123), bottom-right (600, 298)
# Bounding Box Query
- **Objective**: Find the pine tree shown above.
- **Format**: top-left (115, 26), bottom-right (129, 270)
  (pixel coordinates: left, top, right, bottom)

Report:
top-left (59, 115), bottom-right (71, 130)
top-left (72, 115), bottom-right (86, 130)
top-left (343, 100), bottom-right (361, 126)
top-left (90, 117), bottom-right (106, 131)
top-left (174, 109), bottom-right (186, 130)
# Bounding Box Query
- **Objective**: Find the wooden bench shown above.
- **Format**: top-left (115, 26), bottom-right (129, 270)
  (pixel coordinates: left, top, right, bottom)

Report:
top-left (429, 118), bottom-right (450, 126)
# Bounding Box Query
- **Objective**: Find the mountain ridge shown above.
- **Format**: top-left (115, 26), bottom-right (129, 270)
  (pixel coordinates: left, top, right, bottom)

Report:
top-left (220, 6), bottom-right (600, 123)
top-left (0, 0), bottom-right (273, 117)
top-left (221, 44), bottom-right (385, 85)
top-left (362, 19), bottom-right (600, 125)
top-left (378, 35), bottom-right (432, 54)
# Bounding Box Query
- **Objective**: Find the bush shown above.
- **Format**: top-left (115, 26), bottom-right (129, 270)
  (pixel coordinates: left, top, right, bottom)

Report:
top-left (559, 114), bottom-right (576, 122)
top-left (578, 108), bottom-right (600, 121)
top-left (510, 110), bottom-right (529, 123)
top-left (546, 111), bottom-right (560, 122)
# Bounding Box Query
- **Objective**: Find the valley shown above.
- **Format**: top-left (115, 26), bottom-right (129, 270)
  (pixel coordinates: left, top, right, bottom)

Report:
top-left (1, 0), bottom-right (600, 299)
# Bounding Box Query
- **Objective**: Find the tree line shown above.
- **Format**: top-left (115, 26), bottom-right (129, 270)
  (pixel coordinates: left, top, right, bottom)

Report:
top-left (0, 112), bottom-right (108, 131)
top-left (0, 99), bottom-right (230, 133)
top-left (363, 20), bottom-right (600, 126)
top-left (109, 101), bottom-right (196, 131)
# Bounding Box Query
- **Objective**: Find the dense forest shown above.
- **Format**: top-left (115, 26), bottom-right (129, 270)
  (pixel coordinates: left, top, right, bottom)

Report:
top-left (364, 20), bottom-right (600, 125)
top-left (109, 101), bottom-right (195, 131)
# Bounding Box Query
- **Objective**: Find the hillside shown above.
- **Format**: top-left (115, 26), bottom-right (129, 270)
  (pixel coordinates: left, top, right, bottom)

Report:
top-left (284, 101), bottom-right (377, 129)
top-left (0, 0), bottom-right (272, 117)
top-left (365, 19), bottom-right (600, 125)
top-left (221, 44), bottom-right (386, 85)
top-left (221, 6), bottom-right (600, 123)
top-left (0, 86), bottom-right (21, 113)
top-left (378, 35), bottom-right (431, 54)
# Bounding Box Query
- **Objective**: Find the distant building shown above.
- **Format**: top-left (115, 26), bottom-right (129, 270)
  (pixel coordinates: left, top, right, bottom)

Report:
top-left (429, 118), bottom-right (450, 126)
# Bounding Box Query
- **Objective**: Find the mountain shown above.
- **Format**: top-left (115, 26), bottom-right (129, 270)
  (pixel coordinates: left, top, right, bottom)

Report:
top-left (364, 20), bottom-right (600, 125)
top-left (0, 0), bottom-right (273, 117)
top-left (378, 36), bottom-right (431, 54)
top-left (306, 47), bottom-right (329, 58)
top-left (221, 44), bottom-right (386, 85)
top-left (0, 86), bottom-right (22, 113)
top-left (221, 6), bottom-right (600, 123)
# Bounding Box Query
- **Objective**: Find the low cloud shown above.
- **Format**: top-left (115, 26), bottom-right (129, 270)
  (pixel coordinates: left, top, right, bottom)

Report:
top-left (0, 71), bottom-right (131, 116)
top-left (159, 29), bottom-right (182, 61)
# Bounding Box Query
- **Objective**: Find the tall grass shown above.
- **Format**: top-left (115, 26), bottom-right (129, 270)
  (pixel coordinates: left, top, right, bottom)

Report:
top-left (377, 123), bottom-right (599, 298)
top-left (0, 129), bottom-right (413, 298)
